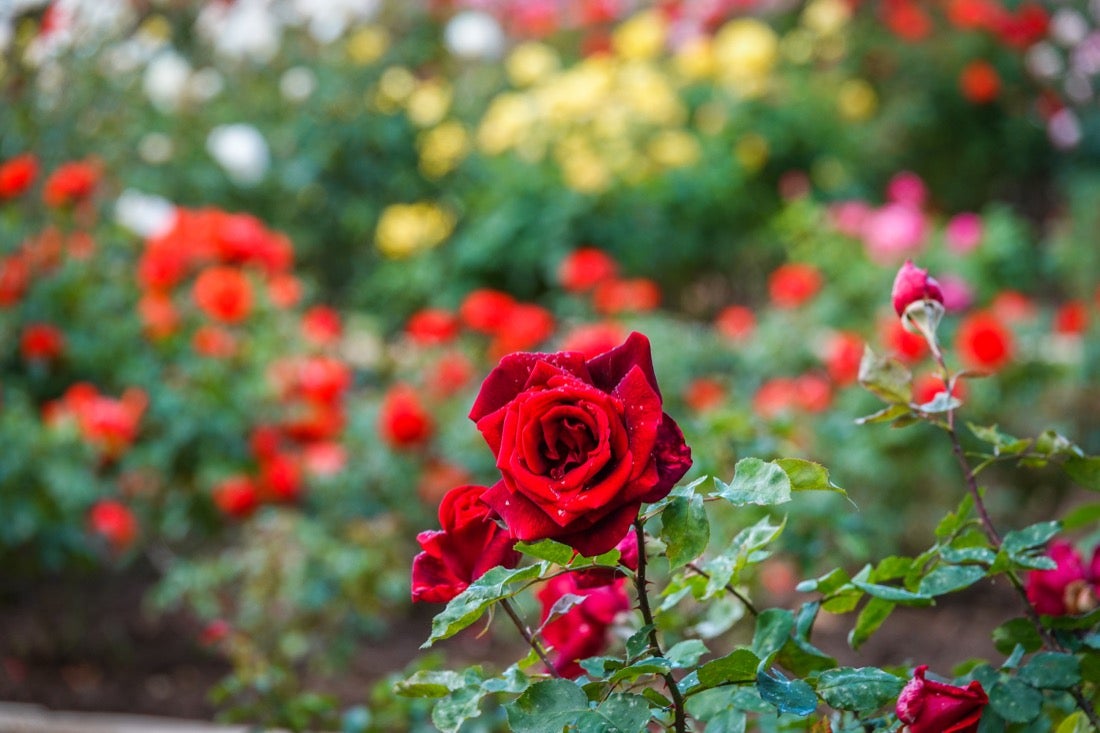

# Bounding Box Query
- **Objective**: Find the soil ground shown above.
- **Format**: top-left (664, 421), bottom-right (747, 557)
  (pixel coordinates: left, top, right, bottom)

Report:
top-left (0, 564), bottom-right (1017, 724)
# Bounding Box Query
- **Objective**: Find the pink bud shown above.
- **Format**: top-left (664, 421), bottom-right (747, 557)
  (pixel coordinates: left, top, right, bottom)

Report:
top-left (892, 260), bottom-right (944, 317)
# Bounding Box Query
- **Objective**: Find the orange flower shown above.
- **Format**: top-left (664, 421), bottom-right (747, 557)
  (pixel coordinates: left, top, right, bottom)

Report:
top-left (960, 61), bottom-right (1000, 104)
top-left (192, 266), bottom-right (253, 323)
top-left (0, 154), bottom-right (38, 199)
top-left (192, 325), bottom-right (238, 358)
top-left (684, 378), bottom-right (726, 413)
top-left (267, 273), bottom-right (302, 308)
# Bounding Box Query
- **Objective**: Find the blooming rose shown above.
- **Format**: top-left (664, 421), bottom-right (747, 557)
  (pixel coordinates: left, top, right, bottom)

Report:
top-left (896, 665), bottom-right (988, 733)
top-left (89, 500), bottom-right (138, 551)
top-left (538, 572), bottom-right (630, 678)
top-left (192, 266), bottom-right (253, 324)
top-left (411, 484), bottom-right (520, 603)
top-left (472, 332), bottom-right (692, 556)
top-left (955, 311), bottom-right (1014, 372)
top-left (768, 263), bottom-right (822, 309)
top-left (379, 383), bottom-right (434, 449)
top-left (1026, 540), bottom-right (1100, 616)
top-left (213, 475), bottom-right (261, 518)
top-left (558, 247), bottom-right (619, 293)
top-left (0, 154), bottom-right (39, 199)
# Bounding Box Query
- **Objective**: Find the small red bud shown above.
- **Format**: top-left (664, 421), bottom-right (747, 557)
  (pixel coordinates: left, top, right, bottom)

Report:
top-left (892, 260), bottom-right (944, 317)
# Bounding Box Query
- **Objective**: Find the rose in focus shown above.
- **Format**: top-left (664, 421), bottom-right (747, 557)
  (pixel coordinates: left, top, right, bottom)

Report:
top-left (471, 332), bottom-right (692, 557)
top-left (896, 665), bottom-right (987, 733)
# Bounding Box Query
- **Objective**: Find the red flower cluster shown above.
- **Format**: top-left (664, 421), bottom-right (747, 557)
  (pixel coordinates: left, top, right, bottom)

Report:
top-left (43, 159), bottom-right (100, 208)
top-left (753, 374), bottom-right (832, 419)
top-left (559, 247), bottom-right (661, 316)
top-left (44, 383), bottom-right (147, 460)
top-left (896, 665), bottom-right (988, 733)
top-left (1026, 540), bottom-right (1100, 616)
top-left (884, 0), bottom-right (1048, 48)
top-left (458, 288), bottom-right (556, 358)
top-left (136, 208), bottom-right (295, 339)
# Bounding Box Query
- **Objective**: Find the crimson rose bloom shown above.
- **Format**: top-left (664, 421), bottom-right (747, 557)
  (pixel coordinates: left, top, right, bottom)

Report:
top-left (896, 665), bottom-right (988, 733)
top-left (411, 484), bottom-right (521, 604)
top-left (471, 332), bottom-right (692, 557)
top-left (538, 573), bottom-right (630, 678)
top-left (1026, 540), bottom-right (1100, 616)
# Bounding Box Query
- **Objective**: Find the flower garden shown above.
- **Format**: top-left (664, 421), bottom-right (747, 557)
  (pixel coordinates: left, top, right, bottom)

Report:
top-left (2, 0), bottom-right (1100, 730)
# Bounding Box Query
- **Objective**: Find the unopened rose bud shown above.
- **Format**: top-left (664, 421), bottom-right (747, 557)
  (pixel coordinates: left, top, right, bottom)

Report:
top-left (892, 260), bottom-right (944, 317)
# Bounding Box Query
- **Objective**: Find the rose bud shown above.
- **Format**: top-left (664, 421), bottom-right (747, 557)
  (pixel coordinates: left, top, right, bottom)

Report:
top-left (538, 573), bottom-right (630, 678)
top-left (471, 332), bottom-right (692, 557)
top-left (895, 665), bottom-right (988, 733)
top-left (892, 260), bottom-right (944, 318)
top-left (411, 484), bottom-right (521, 604)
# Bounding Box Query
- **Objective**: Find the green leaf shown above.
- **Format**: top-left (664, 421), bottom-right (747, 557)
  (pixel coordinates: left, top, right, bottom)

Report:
top-left (1064, 457), bottom-right (1100, 491)
top-left (850, 566), bottom-right (931, 604)
top-left (1018, 652), bottom-right (1081, 690)
top-left (1056, 711), bottom-right (1092, 733)
top-left (968, 423), bottom-right (1017, 447)
top-left (661, 494), bottom-right (710, 569)
top-left (1062, 502), bottom-right (1100, 530)
top-left (918, 565), bottom-right (986, 596)
top-left (715, 458), bottom-right (791, 507)
top-left (394, 670), bottom-right (466, 698)
top-left (756, 668), bottom-right (818, 717)
top-left (858, 346), bottom-right (912, 404)
top-left (1003, 521), bottom-right (1062, 555)
top-left (701, 516), bottom-right (786, 598)
top-left (918, 392), bottom-right (962, 414)
top-left (775, 458), bottom-right (848, 502)
top-left (815, 667), bottom-right (904, 713)
top-left (626, 625), bottom-right (655, 660)
top-left (514, 539), bottom-right (574, 566)
top-left (752, 609), bottom-right (795, 659)
top-left (988, 678), bottom-right (1043, 723)
top-left (992, 618), bottom-right (1043, 655)
top-left (576, 694), bottom-right (651, 733)
top-left (697, 649), bottom-right (761, 689)
top-left (666, 639), bottom-right (708, 669)
top-left (608, 658), bottom-right (672, 685)
top-left (936, 494), bottom-right (976, 541)
top-left (507, 679), bottom-right (588, 733)
top-left (432, 685), bottom-right (486, 733)
top-left (423, 564), bottom-right (542, 647)
top-left (796, 567), bottom-right (850, 595)
top-left (848, 598), bottom-right (895, 651)
top-left (855, 403), bottom-right (913, 425)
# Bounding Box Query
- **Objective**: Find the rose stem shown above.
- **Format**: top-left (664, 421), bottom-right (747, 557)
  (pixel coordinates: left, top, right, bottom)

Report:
top-left (500, 597), bottom-right (560, 679)
top-left (929, 347), bottom-right (1100, 728)
top-left (686, 563), bottom-right (759, 617)
top-left (634, 518), bottom-right (688, 733)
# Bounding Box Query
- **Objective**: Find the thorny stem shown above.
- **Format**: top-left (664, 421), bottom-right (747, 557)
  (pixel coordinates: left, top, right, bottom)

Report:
top-left (634, 518), bottom-right (687, 733)
top-left (500, 598), bottom-right (560, 679)
top-left (928, 334), bottom-right (1100, 728)
top-left (687, 562), bottom-right (760, 617)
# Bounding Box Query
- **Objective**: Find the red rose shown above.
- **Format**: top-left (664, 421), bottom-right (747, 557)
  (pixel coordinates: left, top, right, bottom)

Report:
top-left (460, 289), bottom-right (517, 334)
top-left (768, 263), bottom-right (822, 309)
top-left (407, 308), bottom-right (460, 345)
top-left (1026, 541), bottom-right (1100, 616)
top-left (558, 247), bottom-right (619, 293)
top-left (684, 377), bottom-right (726, 413)
top-left (192, 266), bottom-right (253, 324)
top-left (0, 154), bottom-right (38, 199)
top-left (822, 331), bottom-right (864, 386)
top-left (20, 323), bottom-right (65, 362)
top-left (572, 530), bottom-right (640, 588)
top-left (489, 303), bottom-right (556, 358)
top-left (715, 305), bottom-right (756, 342)
top-left (960, 61), bottom-right (1000, 104)
top-left (896, 665), bottom-right (988, 733)
top-left (89, 500), bottom-right (138, 551)
top-left (538, 573), bottom-right (630, 678)
top-left (138, 292), bottom-right (180, 340)
top-left (472, 332), bottom-right (692, 556)
top-left (1054, 300), bottom-right (1088, 336)
top-left (592, 278), bottom-right (661, 315)
top-left (379, 383), bottom-right (434, 449)
top-left (411, 484), bottom-right (520, 603)
top-left (955, 311), bottom-right (1013, 372)
top-left (301, 306), bottom-right (342, 346)
top-left (213, 476), bottom-right (261, 518)
top-left (43, 160), bottom-right (99, 208)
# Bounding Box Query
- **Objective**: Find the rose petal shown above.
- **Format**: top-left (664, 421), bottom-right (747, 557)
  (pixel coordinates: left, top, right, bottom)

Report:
top-left (468, 350), bottom-right (589, 424)
top-left (586, 331), bottom-right (661, 398)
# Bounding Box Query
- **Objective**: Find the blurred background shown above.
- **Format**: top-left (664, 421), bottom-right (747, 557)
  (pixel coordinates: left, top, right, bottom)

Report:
top-left (1, 0), bottom-right (1099, 729)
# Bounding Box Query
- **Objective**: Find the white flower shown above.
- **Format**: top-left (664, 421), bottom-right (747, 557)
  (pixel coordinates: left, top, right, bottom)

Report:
top-left (280, 66), bottom-right (317, 103)
top-left (189, 67), bottom-right (225, 103)
top-left (197, 0), bottom-right (280, 63)
top-left (115, 190), bottom-right (176, 238)
top-left (139, 133), bottom-right (174, 165)
top-left (144, 51), bottom-right (192, 113)
top-left (444, 11), bottom-right (504, 60)
top-left (207, 124), bottom-right (271, 186)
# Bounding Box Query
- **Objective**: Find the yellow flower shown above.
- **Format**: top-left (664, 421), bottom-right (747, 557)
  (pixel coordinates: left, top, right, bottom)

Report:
top-left (694, 102), bottom-right (728, 136)
top-left (535, 57), bottom-right (614, 125)
top-left (802, 0), bottom-right (851, 36)
top-left (837, 79), bottom-right (877, 121)
top-left (373, 66), bottom-right (416, 113)
top-left (375, 202), bottom-right (456, 259)
top-left (138, 15), bottom-right (172, 44)
top-left (674, 36), bottom-right (716, 81)
top-left (506, 42), bottom-right (560, 87)
top-left (555, 137), bottom-right (611, 194)
top-left (619, 62), bottom-right (685, 126)
top-left (734, 134), bottom-right (769, 173)
top-left (612, 10), bottom-right (667, 62)
top-left (477, 93), bottom-right (536, 155)
top-left (713, 19), bottom-right (779, 95)
top-left (648, 129), bottom-right (701, 170)
top-left (418, 121), bottom-right (470, 179)
top-left (406, 79), bottom-right (452, 128)
top-left (347, 25), bottom-right (390, 65)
